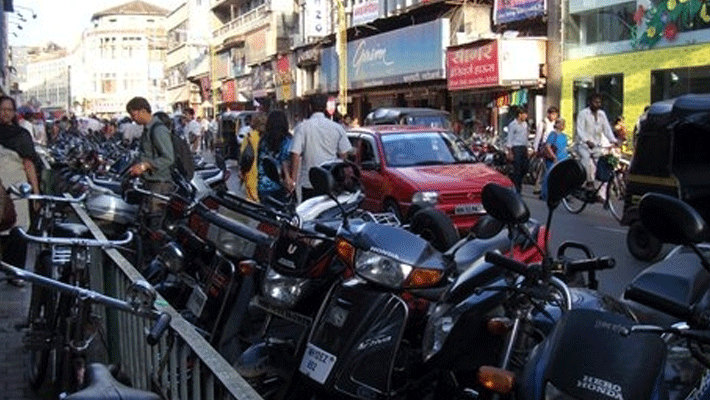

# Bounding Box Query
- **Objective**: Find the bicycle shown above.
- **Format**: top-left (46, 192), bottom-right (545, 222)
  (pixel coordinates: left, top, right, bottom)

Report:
top-left (562, 151), bottom-right (626, 221)
top-left (13, 227), bottom-right (135, 395)
top-left (0, 256), bottom-right (169, 399)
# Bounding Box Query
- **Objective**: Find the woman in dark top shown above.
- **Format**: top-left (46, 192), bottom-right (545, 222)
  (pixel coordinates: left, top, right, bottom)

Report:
top-left (0, 95), bottom-right (41, 198)
top-left (257, 110), bottom-right (293, 204)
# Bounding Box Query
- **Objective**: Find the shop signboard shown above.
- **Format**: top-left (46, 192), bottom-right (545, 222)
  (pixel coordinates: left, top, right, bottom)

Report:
top-left (447, 40), bottom-right (498, 90)
top-left (493, 0), bottom-right (545, 25)
top-left (273, 54), bottom-right (295, 101)
top-left (352, 0), bottom-right (380, 27)
top-left (222, 80), bottom-right (236, 103)
top-left (252, 62), bottom-right (275, 98)
top-left (305, 0), bottom-right (331, 37)
top-left (498, 39), bottom-right (546, 86)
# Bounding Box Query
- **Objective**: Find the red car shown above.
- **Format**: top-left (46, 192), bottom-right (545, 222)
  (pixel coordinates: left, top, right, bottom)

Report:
top-left (347, 125), bottom-right (514, 234)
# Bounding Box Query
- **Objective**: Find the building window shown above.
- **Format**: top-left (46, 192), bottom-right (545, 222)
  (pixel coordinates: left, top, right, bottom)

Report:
top-left (651, 66), bottom-right (710, 103)
top-left (573, 74), bottom-right (624, 124)
top-left (567, 2), bottom-right (635, 46)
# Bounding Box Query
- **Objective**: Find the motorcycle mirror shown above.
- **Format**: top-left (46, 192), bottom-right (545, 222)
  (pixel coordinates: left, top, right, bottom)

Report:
top-left (546, 158), bottom-right (586, 209)
top-left (262, 155), bottom-right (281, 185)
top-left (471, 215), bottom-right (504, 239)
top-left (481, 183), bottom-right (529, 225)
top-left (639, 193), bottom-right (707, 245)
top-left (18, 182), bottom-right (33, 197)
top-left (308, 166), bottom-right (335, 197)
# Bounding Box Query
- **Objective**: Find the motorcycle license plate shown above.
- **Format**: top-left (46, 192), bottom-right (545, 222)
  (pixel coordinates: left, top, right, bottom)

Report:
top-left (455, 203), bottom-right (484, 215)
top-left (299, 343), bottom-right (337, 384)
top-left (186, 286), bottom-right (207, 318)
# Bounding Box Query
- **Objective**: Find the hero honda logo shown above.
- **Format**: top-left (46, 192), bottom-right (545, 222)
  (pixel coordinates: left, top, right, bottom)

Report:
top-left (357, 335), bottom-right (392, 351)
top-left (577, 375), bottom-right (624, 400)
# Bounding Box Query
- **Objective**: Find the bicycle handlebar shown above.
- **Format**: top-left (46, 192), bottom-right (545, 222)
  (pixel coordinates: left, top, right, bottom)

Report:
top-left (11, 188), bottom-right (88, 203)
top-left (16, 228), bottom-right (133, 247)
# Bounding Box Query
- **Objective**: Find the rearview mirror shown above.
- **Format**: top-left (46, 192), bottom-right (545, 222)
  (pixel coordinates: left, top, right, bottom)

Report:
top-left (308, 166), bottom-right (335, 197)
top-left (546, 158), bottom-right (586, 209)
top-left (481, 183), bottom-right (529, 225)
top-left (639, 193), bottom-right (707, 245)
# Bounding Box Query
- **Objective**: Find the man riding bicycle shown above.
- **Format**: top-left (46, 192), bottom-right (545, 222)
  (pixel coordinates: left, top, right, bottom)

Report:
top-left (575, 93), bottom-right (618, 197)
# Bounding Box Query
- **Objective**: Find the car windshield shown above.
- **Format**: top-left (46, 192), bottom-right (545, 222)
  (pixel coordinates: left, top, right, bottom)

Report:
top-left (381, 132), bottom-right (475, 167)
top-left (405, 115), bottom-right (452, 130)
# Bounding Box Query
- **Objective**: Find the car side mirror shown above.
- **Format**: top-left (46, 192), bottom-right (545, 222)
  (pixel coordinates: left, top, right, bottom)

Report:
top-left (361, 161), bottom-right (380, 171)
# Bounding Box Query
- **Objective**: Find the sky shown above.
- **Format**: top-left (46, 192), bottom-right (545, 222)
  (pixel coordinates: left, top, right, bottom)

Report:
top-left (8, 0), bottom-right (183, 48)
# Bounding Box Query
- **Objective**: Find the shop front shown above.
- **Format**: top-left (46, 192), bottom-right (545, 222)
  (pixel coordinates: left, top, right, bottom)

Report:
top-left (561, 41), bottom-right (710, 148)
top-left (446, 37), bottom-right (546, 140)
top-left (320, 19), bottom-right (449, 122)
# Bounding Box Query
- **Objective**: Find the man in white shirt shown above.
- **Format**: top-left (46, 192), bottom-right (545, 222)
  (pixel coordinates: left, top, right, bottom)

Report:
top-left (289, 94), bottom-right (352, 201)
top-left (575, 93), bottom-right (618, 186)
top-left (184, 107), bottom-right (202, 153)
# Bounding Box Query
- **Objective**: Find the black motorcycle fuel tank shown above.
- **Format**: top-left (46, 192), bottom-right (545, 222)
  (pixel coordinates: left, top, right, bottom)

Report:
top-left (518, 309), bottom-right (667, 400)
top-left (300, 279), bottom-right (410, 399)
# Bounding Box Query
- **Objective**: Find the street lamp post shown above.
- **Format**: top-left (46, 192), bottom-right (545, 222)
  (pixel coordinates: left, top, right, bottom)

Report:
top-left (335, 0), bottom-right (347, 116)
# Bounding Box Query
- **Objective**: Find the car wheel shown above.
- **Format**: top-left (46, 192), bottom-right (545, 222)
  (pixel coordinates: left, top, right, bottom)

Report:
top-left (627, 220), bottom-right (662, 261)
top-left (383, 199), bottom-right (402, 222)
top-left (410, 208), bottom-right (459, 252)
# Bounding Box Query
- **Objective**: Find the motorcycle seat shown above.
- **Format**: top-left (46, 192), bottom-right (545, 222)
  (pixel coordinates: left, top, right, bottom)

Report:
top-left (625, 249), bottom-right (710, 318)
top-left (54, 222), bottom-right (91, 238)
top-left (64, 363), bottom-right (160, 400)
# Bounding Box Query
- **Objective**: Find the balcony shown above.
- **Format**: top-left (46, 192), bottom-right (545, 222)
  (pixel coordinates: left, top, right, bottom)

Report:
top-left (212, 3), bottom-right (270, 43)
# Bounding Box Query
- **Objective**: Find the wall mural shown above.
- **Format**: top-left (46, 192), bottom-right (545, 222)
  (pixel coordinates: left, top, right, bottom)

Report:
top-left (633, 0), bottom-right (710, 48)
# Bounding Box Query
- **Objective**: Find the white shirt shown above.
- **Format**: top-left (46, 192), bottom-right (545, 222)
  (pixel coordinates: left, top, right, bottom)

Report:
top-left (185, 119), bottom-right (202, 138)
top-left (575, 107), bottom-right (617, 149)
top-left (534, 117), bottom-right (556, 151)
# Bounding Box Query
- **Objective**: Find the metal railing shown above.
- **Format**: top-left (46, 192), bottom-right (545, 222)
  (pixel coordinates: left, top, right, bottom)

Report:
top-left (212, 4), bottom-right (270, 41)
top-left (69, 202), bottom-right (264, 400)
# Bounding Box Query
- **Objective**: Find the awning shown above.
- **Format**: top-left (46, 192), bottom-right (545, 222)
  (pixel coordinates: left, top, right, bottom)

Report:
top-left (168, 85), bottom-right (190, 104)
top-left (201, 100), bottom-right (213, 109)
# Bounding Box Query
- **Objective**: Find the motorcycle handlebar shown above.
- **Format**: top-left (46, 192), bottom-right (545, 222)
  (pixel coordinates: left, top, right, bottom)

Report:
top-left (485, 251), bottom-right (529, 277)
top-left (565, 256), bottom-right (615, 274)
top-left (16, 228), bottom-right (133, 247)
top-left (314, 223), bottom-right (338, 238)
top-left (11, 189), bottom-right (88, 204)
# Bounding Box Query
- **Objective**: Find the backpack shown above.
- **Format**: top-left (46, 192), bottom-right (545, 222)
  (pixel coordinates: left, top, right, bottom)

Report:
top-left (150, 122), bottom-right (195, 181)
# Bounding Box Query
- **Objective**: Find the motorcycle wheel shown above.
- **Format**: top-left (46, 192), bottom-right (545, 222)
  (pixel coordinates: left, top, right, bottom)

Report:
top-left (627, 220), bottom-right (662, 261)
top-left (26, 251), bottom-right (55, 390)
top-left (562, 189), bottom-right (587, 214)
top-left (410, 208), bottom-right (459, 252)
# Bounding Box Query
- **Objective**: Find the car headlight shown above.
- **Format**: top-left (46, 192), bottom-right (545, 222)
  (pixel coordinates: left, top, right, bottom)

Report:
top-left (545, 381), bottom-right (577, 400)
top-left (412, 191), bottom-right (439, 206)
top-left (422, 302), bottom-right (458, 362)
top-left (261, 267), bottom-right (310, 308)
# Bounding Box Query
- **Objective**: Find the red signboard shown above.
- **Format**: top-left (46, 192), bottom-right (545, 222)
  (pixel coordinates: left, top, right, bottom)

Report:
top-left (447, 40), bottom-right (499, 90)
top-left (222, 80), bottom-right (236, 103)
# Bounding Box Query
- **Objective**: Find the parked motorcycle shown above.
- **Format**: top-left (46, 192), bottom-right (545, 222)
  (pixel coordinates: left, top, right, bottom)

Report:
top-left (514, 192), bottom-right (710, 400)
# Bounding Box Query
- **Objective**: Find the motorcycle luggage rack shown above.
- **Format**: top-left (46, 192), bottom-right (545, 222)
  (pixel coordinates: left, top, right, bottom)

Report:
top-left (357, 210), bottom-right (401, 227)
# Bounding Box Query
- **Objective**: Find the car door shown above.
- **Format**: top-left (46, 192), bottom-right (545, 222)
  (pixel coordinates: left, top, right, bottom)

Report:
top-left (352, 133), bottom-right (387, 212)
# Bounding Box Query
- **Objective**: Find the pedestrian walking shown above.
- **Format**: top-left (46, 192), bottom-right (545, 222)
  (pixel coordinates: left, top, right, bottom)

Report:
top-left (289, 94), bottom-right (352, 201)
top-left (258, 110), bottom-right (293, 204)
top-left (506, 106), bottom-right (529, 193)
top-left (541, 118), bottom-right (569, 201)
top-left (533, 106), bottom-right (559, 195)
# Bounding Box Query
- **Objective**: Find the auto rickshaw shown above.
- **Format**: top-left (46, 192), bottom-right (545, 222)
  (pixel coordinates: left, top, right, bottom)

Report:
top-left (622, 94), bottom-right (710, 261)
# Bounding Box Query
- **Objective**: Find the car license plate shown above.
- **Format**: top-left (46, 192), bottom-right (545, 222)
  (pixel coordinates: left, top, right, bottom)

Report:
top-left (299, 343), bottom-right (337, 384)
top-left (186, 286), bottom-right (207, 318)
top-left (455, 203), bottom-right (483, 215)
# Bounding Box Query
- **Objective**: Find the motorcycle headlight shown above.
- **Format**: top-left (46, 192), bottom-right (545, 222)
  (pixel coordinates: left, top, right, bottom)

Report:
top-left (422, 302), bottom-right (457, 362)
top-left (544, 381), bottom-right (577, 400)
top-left (157, 242), bottom-right (185, 273)
top-left (356, 250), bottom-right (443, 290)
top-left (412, 191), bottom-right (439, 206)
top-left (261, 267), bottom-right (310, 308)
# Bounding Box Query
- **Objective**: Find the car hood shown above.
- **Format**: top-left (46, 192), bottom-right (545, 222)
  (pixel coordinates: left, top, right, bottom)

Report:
top-left (392, 163), bottom-right (513, 191)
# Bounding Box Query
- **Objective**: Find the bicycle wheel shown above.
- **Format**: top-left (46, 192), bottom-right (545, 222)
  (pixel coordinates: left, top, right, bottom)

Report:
top-left (562, 189), bottom-right (587, 214)
top-left (26, 251), bottom-right (55, 390)
top-left (606, 176), bottom-right (624, 222)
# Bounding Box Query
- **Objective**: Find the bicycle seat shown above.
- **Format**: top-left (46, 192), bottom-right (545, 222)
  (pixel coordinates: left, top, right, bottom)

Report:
top-left (55, 222), bottom-right (92, 238)
top-left (64, 363), bottom-right (161, 400)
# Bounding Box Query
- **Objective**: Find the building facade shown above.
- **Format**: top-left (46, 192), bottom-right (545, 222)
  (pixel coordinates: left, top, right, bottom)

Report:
top-left (561, 0), bottom-right (710, 144)
top-left (73, 0), bottom-right (169, 116)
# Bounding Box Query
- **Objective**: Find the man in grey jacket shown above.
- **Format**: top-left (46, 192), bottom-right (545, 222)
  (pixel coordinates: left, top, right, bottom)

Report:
top-left (126, 97), bottom-right (175, 222)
